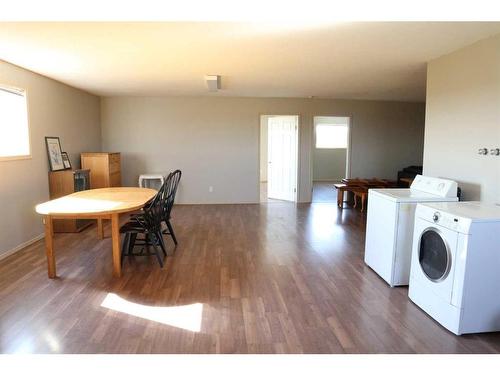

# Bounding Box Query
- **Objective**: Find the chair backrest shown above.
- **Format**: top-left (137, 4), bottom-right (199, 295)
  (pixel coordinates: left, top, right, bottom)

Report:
top-left (141, 182), bottom-right (166, 233)
top-left (163, 170), bottom-right (182, 220)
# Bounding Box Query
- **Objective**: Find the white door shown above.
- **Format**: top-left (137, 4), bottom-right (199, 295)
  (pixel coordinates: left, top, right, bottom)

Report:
top-left (267, 116), bottom-right (298, 201)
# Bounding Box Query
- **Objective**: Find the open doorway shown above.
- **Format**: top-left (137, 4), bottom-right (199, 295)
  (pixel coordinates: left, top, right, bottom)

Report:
top-left (259, 115), bottom-right (299, 203)
top-left (312, 116), bottom-right (351, 203)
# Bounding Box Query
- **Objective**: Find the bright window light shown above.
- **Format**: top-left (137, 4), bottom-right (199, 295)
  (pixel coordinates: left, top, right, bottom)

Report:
top-left (315, 124), bottom-right (348, 149)
top-left (101, 293), bottom-right (203, 332)
top-left (0, 86), bottom-right (30, 159)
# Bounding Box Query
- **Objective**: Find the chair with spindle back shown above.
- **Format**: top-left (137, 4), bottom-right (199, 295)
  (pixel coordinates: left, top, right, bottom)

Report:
top-left (120, 181), bottom-right (167, 267)
top-left (161, 169), bottom-right (182, 246)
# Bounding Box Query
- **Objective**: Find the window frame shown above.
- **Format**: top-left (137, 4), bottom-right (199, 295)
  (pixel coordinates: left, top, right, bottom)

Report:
top-left (0, 84), bottom-right (32, 162)
top-left (314, 122), bottom-right (349, 149)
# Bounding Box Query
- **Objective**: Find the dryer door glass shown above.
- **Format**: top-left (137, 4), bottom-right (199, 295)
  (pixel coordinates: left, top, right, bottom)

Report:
top-left (419, 229), bottom-right (450, 282)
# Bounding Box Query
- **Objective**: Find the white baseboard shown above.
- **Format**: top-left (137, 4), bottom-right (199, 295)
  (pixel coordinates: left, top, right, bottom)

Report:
top-left (313, 179), bottom-right (342, 182)
top-left (0, 233), bottom-right (45, 262)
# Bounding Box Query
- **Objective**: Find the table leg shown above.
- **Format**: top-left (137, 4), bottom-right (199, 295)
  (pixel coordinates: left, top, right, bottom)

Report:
top-left (337, 188), bottom-right (343, 208)
top-left (44, 215), bottom-right (56, 279)
top-left (111, 213), bottom-right (121, 277)
top-left (97, 218), bottom-right (104, 239)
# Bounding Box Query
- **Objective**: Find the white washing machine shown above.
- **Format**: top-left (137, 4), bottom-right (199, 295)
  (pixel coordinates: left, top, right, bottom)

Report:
top-left (364, 175), bottom-right (458, 287)
top-left (409, 201), bottom-right (500, 335)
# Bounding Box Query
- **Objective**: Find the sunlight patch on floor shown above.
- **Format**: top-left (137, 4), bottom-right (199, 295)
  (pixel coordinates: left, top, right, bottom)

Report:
top-left (307, 204), bottom-right (345, 241)
top-left (101, 293), bottom-right (203, 332)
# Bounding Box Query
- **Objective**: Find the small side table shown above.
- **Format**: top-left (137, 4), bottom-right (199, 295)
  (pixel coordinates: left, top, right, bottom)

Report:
top-left (138, 174), bottom-right (165, 190)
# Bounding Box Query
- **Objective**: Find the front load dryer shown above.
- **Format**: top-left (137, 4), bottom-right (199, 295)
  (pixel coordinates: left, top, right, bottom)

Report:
top-left (409, 201), bottom-right (500, 335)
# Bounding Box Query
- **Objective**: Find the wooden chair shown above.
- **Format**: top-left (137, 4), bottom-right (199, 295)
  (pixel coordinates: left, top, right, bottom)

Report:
top-left (130, 169), bottom-right (182, 247)
top-left (120, 183), bottom-right (167, 267)
top-left (161, 169), bottom-right (182, 246)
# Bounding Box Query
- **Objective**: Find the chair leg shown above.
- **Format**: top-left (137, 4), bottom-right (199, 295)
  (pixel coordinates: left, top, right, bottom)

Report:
top-left (128, 233), bottom-right (137, 255)
top-left (121, 233), bottom-right (130, 265)
top-left (144, 233), bottom-right (151, 255)
top-left (151, 243), bottom-right (164, 268)
top-left (155, 231), bottom-right (167, 256)
top-left (165, 220), bottom-right (178, 246)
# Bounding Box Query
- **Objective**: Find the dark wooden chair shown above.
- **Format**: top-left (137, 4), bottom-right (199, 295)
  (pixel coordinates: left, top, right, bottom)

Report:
top-left (120, 182), bottom-right (167, 267)
top-left (161, 169), bottom-right (182, 246)
top-left (124, 169), bottom-right (182, 264)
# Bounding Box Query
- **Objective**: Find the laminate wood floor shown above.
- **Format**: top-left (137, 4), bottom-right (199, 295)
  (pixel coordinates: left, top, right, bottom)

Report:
top-left (1, 203), bottom-right (499, 354)
top-left (312, 182), bottom-right (338, 203)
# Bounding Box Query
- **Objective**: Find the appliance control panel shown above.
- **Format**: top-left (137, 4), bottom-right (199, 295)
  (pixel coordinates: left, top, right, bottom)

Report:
top-left (410, 175), bottom-right (458, 198)
top-left (416, 204), bottom-right (472, 234)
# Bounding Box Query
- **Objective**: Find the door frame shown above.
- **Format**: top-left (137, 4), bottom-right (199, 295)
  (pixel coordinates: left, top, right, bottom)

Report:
top-left (310, 115), bottom-right (353, 192)
top-left (258, 114), bottom-right (301, 203)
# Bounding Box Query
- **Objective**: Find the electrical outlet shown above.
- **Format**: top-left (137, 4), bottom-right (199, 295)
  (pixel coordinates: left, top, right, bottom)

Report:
top-left (209, 186), bottom-right (214, 193)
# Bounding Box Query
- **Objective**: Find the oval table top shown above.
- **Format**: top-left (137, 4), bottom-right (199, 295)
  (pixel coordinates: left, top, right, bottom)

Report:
top-left (36, 187), bottom-right (157, 217)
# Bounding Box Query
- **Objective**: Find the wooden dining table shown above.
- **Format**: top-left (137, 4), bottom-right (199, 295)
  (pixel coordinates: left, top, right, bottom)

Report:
top-left (35, 187), bottom-right (157, 279)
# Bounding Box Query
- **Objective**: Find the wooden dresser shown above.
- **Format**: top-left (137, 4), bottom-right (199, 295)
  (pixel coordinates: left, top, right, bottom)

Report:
top-left (81, 152), bottom-right (121, 189)
top-left (49, 169), bottom-right (92, 232)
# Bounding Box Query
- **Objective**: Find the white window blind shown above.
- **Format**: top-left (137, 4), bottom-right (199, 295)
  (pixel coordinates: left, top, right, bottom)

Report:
top-left (0, 86), bottom-right (30, 159)
top-left (315, 123), bottom-right (348, 149)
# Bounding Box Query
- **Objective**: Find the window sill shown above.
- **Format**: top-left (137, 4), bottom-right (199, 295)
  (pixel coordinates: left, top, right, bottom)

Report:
top-left (0, 155), bottom-right (32, 162)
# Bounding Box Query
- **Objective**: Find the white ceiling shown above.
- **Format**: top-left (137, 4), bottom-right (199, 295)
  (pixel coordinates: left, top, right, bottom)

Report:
top-left (1, 22), bottom-right (499, 101)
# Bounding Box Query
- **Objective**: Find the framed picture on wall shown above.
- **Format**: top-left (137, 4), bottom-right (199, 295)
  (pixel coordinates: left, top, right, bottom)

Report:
top-left (45, 136), bottom-right (66, 171)
top-left (61, 152), bottom-right (72, 170)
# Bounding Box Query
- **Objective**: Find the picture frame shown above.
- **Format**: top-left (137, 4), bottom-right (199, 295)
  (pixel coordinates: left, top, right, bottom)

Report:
top-left (61, 152), bottom-right (72, 170)
top-left (45, 136), bottom-right (66, 171)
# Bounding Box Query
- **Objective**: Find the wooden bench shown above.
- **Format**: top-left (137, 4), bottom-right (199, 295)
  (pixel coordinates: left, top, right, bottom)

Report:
top-left (352, 187), bottom-right (368, 212)
top-left (333, 179), bottom-right (363, 208)
top-left (335, 178), bottom-right (397, 212)
top-left (334, 183), bottom-right (348, 208)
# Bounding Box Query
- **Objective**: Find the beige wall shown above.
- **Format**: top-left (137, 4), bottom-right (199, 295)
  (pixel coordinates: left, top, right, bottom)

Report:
top-left (0, 60), bottom-right (101, 258)
top-left (313, 149), bottom-right (347, 181)
top-left (312, 116), bottom-right (349, 181)
top-left (101, 96), bottom-right (425, 204)
top-left (423, 34), bottom-right (500, 202)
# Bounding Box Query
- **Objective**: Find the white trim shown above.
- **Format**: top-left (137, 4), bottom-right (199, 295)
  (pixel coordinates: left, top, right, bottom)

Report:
top-left (0, 233), bottom-right (45, 262)
top-left (0, 83), bottom-right (32, 161)
top-left (313, 179), bottom-right (343, 182)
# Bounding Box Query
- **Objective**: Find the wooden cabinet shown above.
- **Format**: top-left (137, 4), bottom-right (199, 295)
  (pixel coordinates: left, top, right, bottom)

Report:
top-left (49, 169), bottom-right (92, 233)
top-left (81, 152), bottom-right (121, 189)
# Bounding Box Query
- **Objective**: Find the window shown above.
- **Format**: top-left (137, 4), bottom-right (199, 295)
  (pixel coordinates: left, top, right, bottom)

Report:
top-left (315, 123), bottom-right (348, 149)
top-left (0, 86), bottom-right (30, 160)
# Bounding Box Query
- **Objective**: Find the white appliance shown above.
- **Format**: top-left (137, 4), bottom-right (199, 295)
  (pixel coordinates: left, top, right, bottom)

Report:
top-left (409, 201), bottom-right (500, 335)
top-left (364, 175), bottom-right (458, 286)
